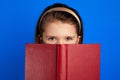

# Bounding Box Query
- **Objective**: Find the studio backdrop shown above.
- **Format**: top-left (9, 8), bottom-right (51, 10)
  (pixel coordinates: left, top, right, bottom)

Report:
top-left (0, 0), bottom-right (120, 80)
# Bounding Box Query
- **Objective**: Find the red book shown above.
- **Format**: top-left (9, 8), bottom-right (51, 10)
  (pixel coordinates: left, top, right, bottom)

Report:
top-left (25, 44), bottom-right (100, 80)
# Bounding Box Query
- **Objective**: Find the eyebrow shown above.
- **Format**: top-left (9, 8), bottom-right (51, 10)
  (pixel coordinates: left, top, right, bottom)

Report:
top-left (45, 35), bottom-right (76, 38)
top-left (45, 35), bottom-right (56, 38)
top-left (65, 36), bottom-right (76, 38)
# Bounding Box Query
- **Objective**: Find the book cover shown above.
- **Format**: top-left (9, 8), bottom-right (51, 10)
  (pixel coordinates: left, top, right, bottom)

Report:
top-left (25, 44), bottom-right (100, 80)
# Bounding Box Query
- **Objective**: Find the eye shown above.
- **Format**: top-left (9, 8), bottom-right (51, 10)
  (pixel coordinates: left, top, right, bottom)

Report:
top-left (66, 37), bottom-right (73, 41)
top-left (48, 37), bottom-right (56, 41)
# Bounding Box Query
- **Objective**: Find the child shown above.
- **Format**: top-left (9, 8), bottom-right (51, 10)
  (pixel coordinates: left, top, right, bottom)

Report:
top-left (35, 3), bottom-right (83, 44)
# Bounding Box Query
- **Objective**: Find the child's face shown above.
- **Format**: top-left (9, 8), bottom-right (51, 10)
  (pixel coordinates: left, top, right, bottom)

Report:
top-left (42, 21), bottom-right (80, 44)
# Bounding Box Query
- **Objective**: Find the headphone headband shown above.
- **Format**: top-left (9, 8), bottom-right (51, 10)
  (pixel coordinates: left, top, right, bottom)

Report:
top-left (39, 7), bottom-right (81, 34)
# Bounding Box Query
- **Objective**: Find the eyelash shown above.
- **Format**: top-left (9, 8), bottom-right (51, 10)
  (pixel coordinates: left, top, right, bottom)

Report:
top-left (66, 37), bottom-right (73, 41)
top-left (48, 37), bottom-right (55, 41)
top-left (48, 37), bottom-right (73, 41)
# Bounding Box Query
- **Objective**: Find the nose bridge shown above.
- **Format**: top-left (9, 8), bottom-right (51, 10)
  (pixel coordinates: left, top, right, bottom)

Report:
top-left (57, 39), bottom-right (63, 44)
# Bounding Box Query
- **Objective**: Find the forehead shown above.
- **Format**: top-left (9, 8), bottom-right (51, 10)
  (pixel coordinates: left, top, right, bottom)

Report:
top-left (43, 21), bottom-right (77, 36)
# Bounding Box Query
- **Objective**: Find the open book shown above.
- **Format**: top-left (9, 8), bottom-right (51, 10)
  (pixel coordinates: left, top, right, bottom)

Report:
top-left (25, 44), bottom-right (100, 80)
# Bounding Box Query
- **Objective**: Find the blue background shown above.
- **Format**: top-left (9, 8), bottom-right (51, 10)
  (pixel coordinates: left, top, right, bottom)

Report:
top-left (0, 0), bottom-right (120, 80)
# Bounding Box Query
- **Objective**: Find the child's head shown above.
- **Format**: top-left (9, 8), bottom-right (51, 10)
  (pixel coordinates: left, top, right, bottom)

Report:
top-left (35, 3), bottom-right (83, 44)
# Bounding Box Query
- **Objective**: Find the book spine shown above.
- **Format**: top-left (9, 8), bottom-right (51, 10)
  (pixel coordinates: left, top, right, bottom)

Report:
top-left (57, 44), bottom-right (68, 80)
